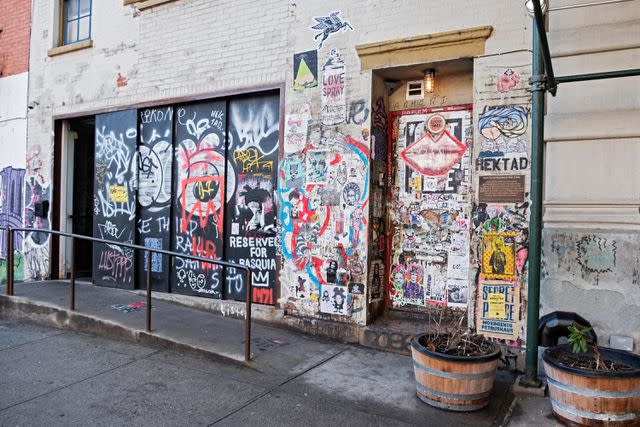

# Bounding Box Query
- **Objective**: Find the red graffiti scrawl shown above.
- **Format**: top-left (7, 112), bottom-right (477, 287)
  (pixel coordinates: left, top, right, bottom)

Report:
top-left (401, 130), bottom-right (467, 177)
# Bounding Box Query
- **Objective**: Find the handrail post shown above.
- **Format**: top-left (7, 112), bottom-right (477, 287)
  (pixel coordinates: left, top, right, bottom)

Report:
top-left (6, 228), bottom-right (13, 296)
top-left (146, 249), bottom-right (152, 333)
top-left (244, 268), bottom-right (252, 363)
top-left (70, 236), bottom-right (76, 310)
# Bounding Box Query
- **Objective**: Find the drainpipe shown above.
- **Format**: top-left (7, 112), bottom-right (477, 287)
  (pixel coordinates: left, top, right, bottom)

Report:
top-left (522, 6), bottom-right (546, 387)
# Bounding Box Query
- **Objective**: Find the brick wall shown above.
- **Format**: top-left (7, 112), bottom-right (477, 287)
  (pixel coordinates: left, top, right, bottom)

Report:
top-left (0, 0), bottom-right (31, 77)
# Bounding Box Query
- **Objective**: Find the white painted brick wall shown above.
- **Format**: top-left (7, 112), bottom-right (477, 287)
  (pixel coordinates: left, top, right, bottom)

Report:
top-left (25, 0), bottom-right (537, 326)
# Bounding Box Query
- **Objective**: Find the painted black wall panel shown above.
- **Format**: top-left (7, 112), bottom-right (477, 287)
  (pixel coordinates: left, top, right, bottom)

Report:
top-left (224, 93), bottom-right (280, 305)
top-left (93, 110), bottom-right (137, 288)
top-left (171, 101), bottom-right (227, 297)
top-left (136, 107), bottom-right (174, 291)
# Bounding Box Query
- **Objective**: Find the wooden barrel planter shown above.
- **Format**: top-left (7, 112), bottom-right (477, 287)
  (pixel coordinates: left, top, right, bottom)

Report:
top-left (543, 345), bottom-right (640, 426)
top-left (410, 333), bottom-right (501, 411)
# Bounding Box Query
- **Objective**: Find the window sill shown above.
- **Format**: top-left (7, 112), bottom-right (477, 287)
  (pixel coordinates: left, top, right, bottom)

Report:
top-left (124, 0), bottom-right (178, 10)
top-left (47, 39), bottom-right (93, 57)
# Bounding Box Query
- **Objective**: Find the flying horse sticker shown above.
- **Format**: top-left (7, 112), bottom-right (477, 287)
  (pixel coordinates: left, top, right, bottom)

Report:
top-left (310, 11), bottom-right (354, 50)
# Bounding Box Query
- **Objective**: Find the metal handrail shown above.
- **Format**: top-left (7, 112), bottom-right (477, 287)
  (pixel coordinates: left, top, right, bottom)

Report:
top-left (0, 226), bottom-right (254, 362)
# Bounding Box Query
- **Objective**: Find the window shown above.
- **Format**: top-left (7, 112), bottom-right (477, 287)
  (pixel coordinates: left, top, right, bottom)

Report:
top-left (63, 0), bottom-right (92, 45)
top-left (406, 80), bottom-right (424, 100)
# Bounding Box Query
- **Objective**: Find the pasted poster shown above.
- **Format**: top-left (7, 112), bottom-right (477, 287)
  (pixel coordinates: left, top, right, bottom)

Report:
top-left (172, 101), bottom-right (227, 298)
top-left (93, 110), bottom-right (137, 289)
top-left (388, 106), bottom-right (473, 310)
top-left (320, 284), bottom-right (349, 315)
top-left (281, 155), bottom-right (305, 188)
top-left (306, 150), bottom-right (328, 184)
top-left (321, 49), bottom-right (346, 126)
top-left (481, 232), bottom-right (517, 280)
top-left (476, 280), bottom-right (519, 341)
top-left (446, 279), bottom-right (469, 308)
top-left (136, 107), bottom-right (173, 291)
top-left (293, 50), bottom-right (318, 91)
top-left (476, 105), bottom-right (529, 171)
top-left (225, 94), bottom-right (279, 305)
top-left (283, 114), bottom-right (309, 154)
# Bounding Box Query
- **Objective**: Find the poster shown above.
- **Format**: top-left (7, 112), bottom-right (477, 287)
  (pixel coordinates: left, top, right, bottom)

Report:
top-left (293, 50), bottom-right (318, 91)
top-left (281, 155), bottom-right (305, 188)
top-left (320, 284), bottom-right (349, 315)
top-left (446, 279), bottom-right (468, 308)
top-left (476, 280), bottom-right (519, 341)
top-left (320, 49), bottom-right (346, 126)
top-left (283, 114), bottom-right (309, 154)
top-left (305, 150), bottom-right (328, 184)
top-left (481, 232), bottom-right (517, 280)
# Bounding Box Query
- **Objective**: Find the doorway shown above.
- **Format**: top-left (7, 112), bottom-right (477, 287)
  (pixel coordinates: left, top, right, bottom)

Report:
top-left (386, 106), bottom-right (473, 311)
top-left (370, 59), bottom-right (475, 315)
top-left (66, 117), bottom-right (95, 279)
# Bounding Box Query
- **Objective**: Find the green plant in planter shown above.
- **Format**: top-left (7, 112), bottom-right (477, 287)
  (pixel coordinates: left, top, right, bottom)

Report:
top-left (567, 324), bottom-right (608, 371)
top-left (567, 324), bottom-right (592, 354)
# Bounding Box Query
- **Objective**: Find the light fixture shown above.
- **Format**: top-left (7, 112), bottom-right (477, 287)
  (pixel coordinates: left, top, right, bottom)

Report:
top-left (424, 69), bottom-right (436, 94)
top-left (525, 0), bottom-right (547, 16)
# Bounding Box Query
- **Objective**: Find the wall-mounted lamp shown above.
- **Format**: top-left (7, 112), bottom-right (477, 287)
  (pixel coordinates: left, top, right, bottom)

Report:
top-left (525, 0), bottom-right (547, 16)
top-left (424, 69), bottom-right (436, 94)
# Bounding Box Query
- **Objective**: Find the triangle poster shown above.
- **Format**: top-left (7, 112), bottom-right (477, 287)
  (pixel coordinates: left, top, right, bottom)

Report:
top-left (293, 50), bottom-right (318, 91)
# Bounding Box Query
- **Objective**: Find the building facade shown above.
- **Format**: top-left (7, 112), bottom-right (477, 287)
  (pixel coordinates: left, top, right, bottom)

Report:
top-left (540, 0), bottom-right (640, 351)
top-left (0, 0), bottom-right (31, 280)
top-left (8, 0), bottom-right (638, 358)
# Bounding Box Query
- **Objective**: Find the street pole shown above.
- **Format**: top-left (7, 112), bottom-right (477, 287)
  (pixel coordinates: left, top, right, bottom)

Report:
top-left (522, 5), bottom-right (546, 387)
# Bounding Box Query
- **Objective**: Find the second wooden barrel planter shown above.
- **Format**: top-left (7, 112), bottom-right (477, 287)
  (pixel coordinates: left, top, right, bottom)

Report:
top-left (543, 345), bottom-right (640, 426)
top-left (411, 333), bottom-right (501, 411)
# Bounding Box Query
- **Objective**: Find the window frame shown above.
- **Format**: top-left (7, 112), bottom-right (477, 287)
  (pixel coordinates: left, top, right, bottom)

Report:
top-left (62, 0), bottom-right (93, 46)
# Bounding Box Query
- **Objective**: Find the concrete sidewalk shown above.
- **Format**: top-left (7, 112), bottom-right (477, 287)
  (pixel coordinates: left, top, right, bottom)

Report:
top-left (0, 280), bottom-right (520, 425)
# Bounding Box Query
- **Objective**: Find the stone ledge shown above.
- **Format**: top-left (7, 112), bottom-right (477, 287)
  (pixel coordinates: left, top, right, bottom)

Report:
top-left (47, 39), bottom-right (93, 57)
top-left (356, 26), bottom-right (493, 70)
top-left (138, 0), bottom-right (178, 10)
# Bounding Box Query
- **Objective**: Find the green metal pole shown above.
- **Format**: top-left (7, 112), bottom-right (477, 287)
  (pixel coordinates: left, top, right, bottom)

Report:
top-left (556, 68), bottom-right (640, 83)
top-left (522, 15), bottom-right (545, 387)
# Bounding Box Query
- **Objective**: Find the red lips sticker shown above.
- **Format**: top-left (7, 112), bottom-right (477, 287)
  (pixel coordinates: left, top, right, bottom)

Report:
top-left (401, 130), bottom-right (467, 177)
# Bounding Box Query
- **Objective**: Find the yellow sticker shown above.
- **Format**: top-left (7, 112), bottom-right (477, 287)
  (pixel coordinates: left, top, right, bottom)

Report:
top-left (109, 186), bottom-right (128, 203)
top-left (481, 232), bottom-right (517, 280)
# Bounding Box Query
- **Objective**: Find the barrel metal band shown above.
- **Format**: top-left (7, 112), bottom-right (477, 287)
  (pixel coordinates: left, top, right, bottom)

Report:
top-left (416, 392), bottom-right (488, 412)
top-left (415, 382), bottom-right (491, 401)
top-left (548, 376), bottom-right (640, 398)
top-left (551, 399), bottom-right (640, 422)
top-left (413, 360), bottom-right (495, 380)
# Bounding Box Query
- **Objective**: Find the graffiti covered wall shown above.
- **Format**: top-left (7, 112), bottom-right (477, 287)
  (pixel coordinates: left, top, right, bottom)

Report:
top-left (137, 106), bottom-right (174, 291)
top-left (225, 94), bottom-right (280, 305)
top-left (387, 107), bottom-right (473, 310)
top-left (172, 101), bottom-right (227, 298)
top-left (472, 61), bottom-right (532, 345)
top-left (280, 26), bottom-right (373, 324)
top-left (93, 110), bottom-right (138, 288)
